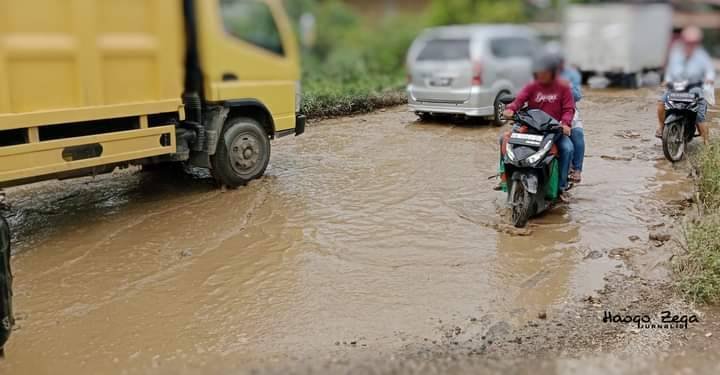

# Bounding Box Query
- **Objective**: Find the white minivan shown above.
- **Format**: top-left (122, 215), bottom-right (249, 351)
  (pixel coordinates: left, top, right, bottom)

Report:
top-left (407, 25), bottom-right (540, 125)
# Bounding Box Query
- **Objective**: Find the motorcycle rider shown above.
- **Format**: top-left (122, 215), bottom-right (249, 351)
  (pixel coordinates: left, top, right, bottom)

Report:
top-left (656, 26), bottom-right (715, 145)
top-left (502, 53), bottom-right (576, 197)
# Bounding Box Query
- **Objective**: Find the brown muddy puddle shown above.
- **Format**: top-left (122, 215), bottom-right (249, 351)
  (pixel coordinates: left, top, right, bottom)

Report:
top-left (0, 90), bottom-right (696, 374)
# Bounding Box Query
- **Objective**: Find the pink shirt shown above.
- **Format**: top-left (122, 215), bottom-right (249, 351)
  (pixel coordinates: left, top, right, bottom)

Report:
top-left (507, 80), bottom-right (576, 126)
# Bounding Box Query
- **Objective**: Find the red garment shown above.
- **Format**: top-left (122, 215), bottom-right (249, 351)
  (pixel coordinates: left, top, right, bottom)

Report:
top-left (506, 80), bottom-right (576, 125)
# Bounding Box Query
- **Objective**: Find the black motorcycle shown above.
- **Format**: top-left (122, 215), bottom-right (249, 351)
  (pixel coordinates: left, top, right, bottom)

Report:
top-left (662, 80), bottom-right (703, 162)
top-left (0, 214), bottom-right (12, 356)
top-left (500, 97), bottom-right (564, 228)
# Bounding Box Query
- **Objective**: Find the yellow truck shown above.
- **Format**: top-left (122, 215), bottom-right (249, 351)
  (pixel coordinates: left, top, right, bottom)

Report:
top-left (0, 0), bottom-right (304, 351)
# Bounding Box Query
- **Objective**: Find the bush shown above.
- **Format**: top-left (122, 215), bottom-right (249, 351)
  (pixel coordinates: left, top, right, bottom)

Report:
top-left (675, 139), bottom-right (720, 304)
top-left (427, 0), bottom-right (527, 26)
top-left (290, 1), bottom-right (418, 118)
top-left (302, 86), bottom-right (406, 120)
top-left (696, 141), bottom-right (720, 211)
top-left (675, 214), bottom-right (720, 304)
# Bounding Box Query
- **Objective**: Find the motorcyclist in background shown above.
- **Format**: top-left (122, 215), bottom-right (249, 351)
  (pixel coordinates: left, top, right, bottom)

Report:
top-left (656, 26), bottom-right (715, 145)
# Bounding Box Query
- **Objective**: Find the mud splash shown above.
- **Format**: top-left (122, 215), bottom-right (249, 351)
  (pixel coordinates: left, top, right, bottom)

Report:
top-left (0, 89), bottom-right (704, 374)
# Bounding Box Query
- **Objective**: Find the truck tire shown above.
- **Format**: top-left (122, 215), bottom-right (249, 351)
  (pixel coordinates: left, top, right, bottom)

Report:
top-left (0, 215), bottom-right (13, 354)
top-left (211, 117), bottom-right (270, 188)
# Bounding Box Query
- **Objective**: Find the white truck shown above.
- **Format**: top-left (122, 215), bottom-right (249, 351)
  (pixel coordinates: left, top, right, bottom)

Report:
top-left (564, 3), bottom-right (674, 88)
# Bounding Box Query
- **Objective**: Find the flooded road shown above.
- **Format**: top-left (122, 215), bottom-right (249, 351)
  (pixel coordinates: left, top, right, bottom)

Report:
top-left (0, 90), bottom-right (710, 374)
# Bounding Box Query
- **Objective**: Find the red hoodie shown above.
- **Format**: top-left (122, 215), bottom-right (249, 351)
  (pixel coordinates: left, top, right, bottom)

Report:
top-left (506, 80), bottom-right (575, 126)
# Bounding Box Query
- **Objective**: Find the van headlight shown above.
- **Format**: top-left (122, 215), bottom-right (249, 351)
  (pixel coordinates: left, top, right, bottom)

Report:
top-left (296, 81), bottom-right (302, 113)
top-left (526, 140), bottom-right (553, 165)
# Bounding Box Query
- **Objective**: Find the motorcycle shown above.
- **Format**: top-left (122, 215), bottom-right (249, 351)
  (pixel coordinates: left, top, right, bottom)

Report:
top-left (662, 80), bottom-right (703, 162)
top-left (499, 97), bottom-right (564, 228)
top-left (0, 214), bottom-right (12, 356)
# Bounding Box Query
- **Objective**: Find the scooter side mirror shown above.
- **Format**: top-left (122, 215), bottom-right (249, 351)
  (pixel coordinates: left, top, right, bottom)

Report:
top-left (499, 95), bottom-right (516, 105)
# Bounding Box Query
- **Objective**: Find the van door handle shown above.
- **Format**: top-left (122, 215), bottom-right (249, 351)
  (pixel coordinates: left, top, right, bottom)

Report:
top-left (222, 72), bottom-right (238, 81)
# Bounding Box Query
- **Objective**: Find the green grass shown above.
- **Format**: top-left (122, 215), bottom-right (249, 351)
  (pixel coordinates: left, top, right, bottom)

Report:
top-left (302, 75), bottom-right (406, 120)
top-left (675, 214), bottom-right (720, 304)
top-left (675, 140), bottom-right (720, 304)
top-left (696, 141), bottom-right (720, 211)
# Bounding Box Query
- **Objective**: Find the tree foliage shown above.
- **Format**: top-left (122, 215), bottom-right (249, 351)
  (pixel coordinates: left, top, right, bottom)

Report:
top-left (427, 0), bottom-right (527, 26)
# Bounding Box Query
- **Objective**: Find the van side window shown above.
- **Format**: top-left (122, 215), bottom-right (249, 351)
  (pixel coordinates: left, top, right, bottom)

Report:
top-left (490, 37), bottom-right (535, 59)
top-left (220, 0), bottom-right (284, 56)
top-left (417, 39), bottom-right (470, 61)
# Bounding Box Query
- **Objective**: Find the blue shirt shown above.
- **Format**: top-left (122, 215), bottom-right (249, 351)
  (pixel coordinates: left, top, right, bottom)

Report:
top-left (664, 45), bottom-right (716, 83)
top-left (561, 68), bottom-right (583, 103)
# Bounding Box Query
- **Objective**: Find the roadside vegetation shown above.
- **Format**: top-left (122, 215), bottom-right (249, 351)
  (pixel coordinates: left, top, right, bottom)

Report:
top-left (675, 140), bottom-right (720, 304)
top-left (284, 0), bottom-right (528, 119)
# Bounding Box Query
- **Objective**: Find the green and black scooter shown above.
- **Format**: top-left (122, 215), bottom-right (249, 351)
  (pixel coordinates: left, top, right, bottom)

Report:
top-left (0, 213), bottom-right (13, 356)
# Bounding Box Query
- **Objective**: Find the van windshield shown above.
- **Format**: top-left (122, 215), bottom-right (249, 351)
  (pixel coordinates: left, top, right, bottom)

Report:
top-left (416, 39), bottom-right (470, 61)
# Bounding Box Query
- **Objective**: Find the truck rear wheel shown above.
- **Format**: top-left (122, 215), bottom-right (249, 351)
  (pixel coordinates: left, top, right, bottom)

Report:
top-left (211, 117), bottom-right (270, 188)
top-left (0, 215), bottom-right (13, 354)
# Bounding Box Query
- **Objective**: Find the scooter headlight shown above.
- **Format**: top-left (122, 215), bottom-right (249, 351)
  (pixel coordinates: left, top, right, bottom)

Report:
top-left (672, 81), bottom-right (688, 91)
top-left (506, 142), bottom-right (516, 161)
top-left (525, 140), bottom-right (553, 165)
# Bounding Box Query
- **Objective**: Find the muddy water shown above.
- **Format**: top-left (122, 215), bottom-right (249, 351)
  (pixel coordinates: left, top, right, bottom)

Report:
top-left (0, 90), bottom-right (695, 374)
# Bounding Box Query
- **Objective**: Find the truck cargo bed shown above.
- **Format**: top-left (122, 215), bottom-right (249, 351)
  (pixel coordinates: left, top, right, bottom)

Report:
top-left (0, 0), bottom-right (185, 185)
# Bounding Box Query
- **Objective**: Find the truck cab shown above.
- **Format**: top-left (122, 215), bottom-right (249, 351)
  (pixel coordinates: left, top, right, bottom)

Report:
top-left (189, 0), bottom-right (305, 187)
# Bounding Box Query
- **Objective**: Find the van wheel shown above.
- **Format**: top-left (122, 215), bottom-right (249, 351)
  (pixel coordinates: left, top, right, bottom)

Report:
top-left (416, 112), bottom-right (432, 122)
top-left (493, 92), bottom-right (510, 127)
top-left (211, 117), bottom-right (270, 188)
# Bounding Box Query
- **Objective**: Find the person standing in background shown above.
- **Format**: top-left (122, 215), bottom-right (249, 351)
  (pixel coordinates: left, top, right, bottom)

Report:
top-left (546, 44), bottom-right (585, 183)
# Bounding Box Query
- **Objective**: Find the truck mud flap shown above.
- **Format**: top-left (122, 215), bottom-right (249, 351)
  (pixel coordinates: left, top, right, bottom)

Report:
top-left (0, 215), bottom-right (13, 353)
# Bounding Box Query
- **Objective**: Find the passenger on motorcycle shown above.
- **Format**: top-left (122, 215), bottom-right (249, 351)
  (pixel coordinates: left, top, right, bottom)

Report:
top-left (502, 54), bottom-right (576, 196)
top-left (547, 46), bottom-right (585, 184)
top-left (656, 26), bottom-right (715, 145)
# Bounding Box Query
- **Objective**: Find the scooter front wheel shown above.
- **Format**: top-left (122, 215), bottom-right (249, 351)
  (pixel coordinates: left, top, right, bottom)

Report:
top-left (510, 181), bottom-right (532, 228)
top-left (662, 121), bottom-right (686, 162)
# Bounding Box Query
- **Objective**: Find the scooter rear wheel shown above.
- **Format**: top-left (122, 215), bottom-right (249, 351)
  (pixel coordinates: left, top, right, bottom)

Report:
top-left (510, 181), bottom-right (532, 228)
